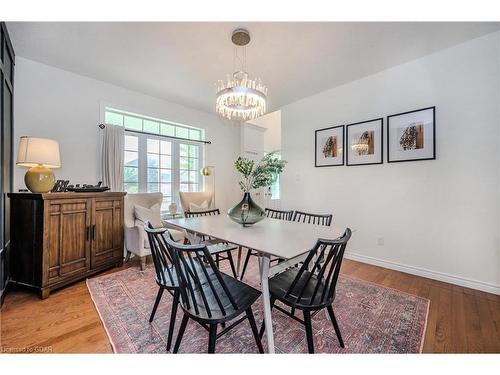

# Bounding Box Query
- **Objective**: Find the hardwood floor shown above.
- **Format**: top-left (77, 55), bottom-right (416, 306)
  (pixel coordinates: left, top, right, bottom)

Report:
top-left (1, 258), bottom-right (499, 353)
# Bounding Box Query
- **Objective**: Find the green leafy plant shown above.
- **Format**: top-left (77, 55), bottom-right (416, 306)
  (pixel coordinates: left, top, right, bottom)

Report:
top-left (234, 152), bottom-right (287, 193)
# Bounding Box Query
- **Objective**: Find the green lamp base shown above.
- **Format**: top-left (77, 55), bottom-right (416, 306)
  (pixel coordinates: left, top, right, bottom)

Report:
top-left (25, 165), bottom-right (56, 193)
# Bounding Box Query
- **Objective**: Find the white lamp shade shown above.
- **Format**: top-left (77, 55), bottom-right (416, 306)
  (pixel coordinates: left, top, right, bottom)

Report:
top-left (16, 137), bottom-right (61, 169)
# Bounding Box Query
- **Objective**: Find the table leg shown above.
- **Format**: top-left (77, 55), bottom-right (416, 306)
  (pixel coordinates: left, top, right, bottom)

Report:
top-left (236, 246), bottom-right (243, 278)
top-left (259, 254), bottom-right (275, 353)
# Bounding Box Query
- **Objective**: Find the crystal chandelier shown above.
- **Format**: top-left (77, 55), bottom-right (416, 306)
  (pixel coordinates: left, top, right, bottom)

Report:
top-left (215, 29), bottom-right (268, 121)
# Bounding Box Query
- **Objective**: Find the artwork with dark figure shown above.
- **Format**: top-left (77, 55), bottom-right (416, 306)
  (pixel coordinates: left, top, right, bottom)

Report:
top-left (400, 123), bottom-right (424, 150)
top-left (322, 136), bottom-right (338, 158)
top-left (352, 130), bottom-right (374, 155)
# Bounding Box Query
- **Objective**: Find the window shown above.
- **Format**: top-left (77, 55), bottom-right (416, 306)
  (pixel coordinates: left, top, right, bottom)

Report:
top-left (147, 138), bottom-right (173, 210)
top-left (267, 152), bottom-right (281, 200)
top-left (124, 135), bottom-right (139, 193)
top-left (179, 143), bottom-right (201, 192)
top-left (104, 108), bottom-right (204, 211)
top-left (270, 174), bottom-right (280, 200)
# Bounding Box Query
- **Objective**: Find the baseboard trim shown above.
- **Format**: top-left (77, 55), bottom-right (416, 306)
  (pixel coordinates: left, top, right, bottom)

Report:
top-left (344, 251), bottom-right (500, 296)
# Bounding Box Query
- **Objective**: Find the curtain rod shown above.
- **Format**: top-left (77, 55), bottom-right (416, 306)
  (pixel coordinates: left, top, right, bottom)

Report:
top-left (98, 123), bottom-right (211, 145)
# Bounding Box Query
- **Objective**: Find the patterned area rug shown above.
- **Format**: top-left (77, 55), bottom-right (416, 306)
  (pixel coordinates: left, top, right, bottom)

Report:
top-left (87, 254), bottom-right (429, 354)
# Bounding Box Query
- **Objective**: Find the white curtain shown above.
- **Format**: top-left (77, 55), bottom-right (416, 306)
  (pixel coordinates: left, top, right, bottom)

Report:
top-left (100, 124), bottom-right (125, 191)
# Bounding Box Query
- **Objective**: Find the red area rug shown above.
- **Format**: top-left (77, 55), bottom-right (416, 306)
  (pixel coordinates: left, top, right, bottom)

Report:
top-left (87, 255), bottom-right (429, 354)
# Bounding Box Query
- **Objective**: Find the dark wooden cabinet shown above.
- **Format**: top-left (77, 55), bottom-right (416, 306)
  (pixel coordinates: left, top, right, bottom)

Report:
top-left (1, 22), bottom-right (15, 306)
top-left (8, 192), bottom-right (126, 298)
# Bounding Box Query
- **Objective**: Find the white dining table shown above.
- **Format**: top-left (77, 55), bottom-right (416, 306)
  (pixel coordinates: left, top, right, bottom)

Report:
top-left (166, 215), bottom-right (343, 354)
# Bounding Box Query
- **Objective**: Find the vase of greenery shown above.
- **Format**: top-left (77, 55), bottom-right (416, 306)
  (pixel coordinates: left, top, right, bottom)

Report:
top-left (228, 152), bottom-right (287, 226)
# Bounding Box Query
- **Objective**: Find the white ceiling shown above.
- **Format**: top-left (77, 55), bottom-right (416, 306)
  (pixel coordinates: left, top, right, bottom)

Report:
top-left (7, 22), bottom-right (500, 114)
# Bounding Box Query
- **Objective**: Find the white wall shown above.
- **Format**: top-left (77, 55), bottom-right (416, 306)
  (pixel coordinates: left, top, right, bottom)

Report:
top-left (13, 57), bottom-right (241, 212)
top-left (247, 110), bottom-right (282, 153)
top-left (281, 32), bottom-right (500, 294)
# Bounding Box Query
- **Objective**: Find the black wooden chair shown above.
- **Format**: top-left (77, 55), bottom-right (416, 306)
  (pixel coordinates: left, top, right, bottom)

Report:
top-left (239, 208), bottom-right (293, 281)
top-left (144, 222), bottom-right (180, 351)
top-left (264, 207), bottom-right (294, 220)
top-left (184, 208), bottom-right (238, 278)
top-left (163, 236), bottom-right (264, 354)
top-left (184, 208), bottom-right (221, 220)
top-left (292, 210), bottom-right (333, 226)
top-left (259, 228), bottom-right (352, 353)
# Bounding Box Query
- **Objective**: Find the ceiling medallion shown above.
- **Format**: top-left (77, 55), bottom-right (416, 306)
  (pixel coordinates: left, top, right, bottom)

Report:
top-left (215, 28), bottom-right (268, 121)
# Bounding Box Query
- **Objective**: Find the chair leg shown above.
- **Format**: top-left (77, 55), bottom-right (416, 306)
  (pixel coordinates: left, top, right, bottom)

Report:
top-left (303, 310), bottom-right (315, 354)
top-left (240, 249), bottom-right (252, 280)
top-left (246, 307), bottom-right (264, 353)
top-left (149, 288), bottom-right (164, 323)
top-left (208, 324), bottom-right (217, 353)
top-left (173, 313), bottom-right (189, 354)
top-left (327, 305), bottom-right (345, 348)
top-left (166, 290), bottom-right (180, 351)
top-left (124, 251), bottom-right (132, 263)
top-left (216, 253), bottom-right (220, 268)
top-left (259, 296), bottom-right (276, 339)
top-left (226, 250), bottom-right (238, 278)
top-left (236, 246), bottom-right (243, 277)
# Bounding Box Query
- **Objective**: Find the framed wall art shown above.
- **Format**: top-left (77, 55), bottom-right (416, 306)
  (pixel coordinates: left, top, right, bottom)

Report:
top-left (315, 125), bottom-right (344, 167)
top-left (346, 118), bottom-right (383, 166)
top-left (387, 106), bottom-right (435, 163)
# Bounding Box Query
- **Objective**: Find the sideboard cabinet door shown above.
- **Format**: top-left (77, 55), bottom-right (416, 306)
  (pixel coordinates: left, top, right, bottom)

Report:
top-left (44, 199), bottom-right (92, 285)
top-left (91, 197), bottom-right (123, 269)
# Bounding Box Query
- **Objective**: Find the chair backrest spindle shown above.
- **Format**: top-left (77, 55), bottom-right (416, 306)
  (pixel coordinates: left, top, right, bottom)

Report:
top-left (292, 210), bottom-right (333, 226)
top-left (144, 222), bottom-right (177, 287)
top-left (185, 208), bottom-right (221, 218)
top-left (265, 208), bottom-right (294, 221)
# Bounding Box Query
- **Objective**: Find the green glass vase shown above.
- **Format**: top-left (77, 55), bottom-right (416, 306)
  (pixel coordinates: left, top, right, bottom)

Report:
top-left (227, 192), bottom-right (265, 227)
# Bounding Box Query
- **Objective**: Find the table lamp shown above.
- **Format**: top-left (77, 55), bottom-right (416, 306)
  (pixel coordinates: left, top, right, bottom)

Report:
top-left (16, 136), bottom-right (61, 193)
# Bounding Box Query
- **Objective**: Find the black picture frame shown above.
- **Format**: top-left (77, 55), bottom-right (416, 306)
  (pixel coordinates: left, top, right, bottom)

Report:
top-left (314, 125), bottom-right (345, 167)
top-left (346, 118), bottom-right (384, 166)
top-left (387, 106), bottom-right (436, 163)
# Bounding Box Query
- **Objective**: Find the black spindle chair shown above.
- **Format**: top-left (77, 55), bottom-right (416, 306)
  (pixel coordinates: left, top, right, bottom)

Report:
top-left (184, 208), bottom-right (238, 278)
top-left (239, 208), bottom-right (294, 281)
top-left (259, 228), bottom-right (352, 353)
top-left (144, 222), bottom-right (180, 351)
top-left (184, 208), bottom-right (221, 219)
top-left (265, 207), bottom-right (294, 220)
top-left (292, 210), bottom-right (333, 226)
top-left (164, 236), bottom-right (264, 354)
top-left (289, 210), bottom-right (333, 316)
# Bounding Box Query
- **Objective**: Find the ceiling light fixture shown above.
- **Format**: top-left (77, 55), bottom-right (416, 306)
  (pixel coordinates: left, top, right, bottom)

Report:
top-left (215, 28), bottom-right (267, 121)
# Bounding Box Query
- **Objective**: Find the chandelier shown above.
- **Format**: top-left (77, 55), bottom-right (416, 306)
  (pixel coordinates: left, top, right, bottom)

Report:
top-left (215, 29), bottom-right (268, 121)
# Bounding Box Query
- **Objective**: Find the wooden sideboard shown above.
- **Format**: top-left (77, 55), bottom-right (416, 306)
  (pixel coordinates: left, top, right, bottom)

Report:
top-left (8, 192), bottom-right (126, 298)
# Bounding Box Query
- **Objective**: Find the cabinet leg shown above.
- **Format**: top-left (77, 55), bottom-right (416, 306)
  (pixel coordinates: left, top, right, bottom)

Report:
top-left (140, 256), bottom-right (147, 271)
top-left (39, 288), bottom-right (50, 299)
